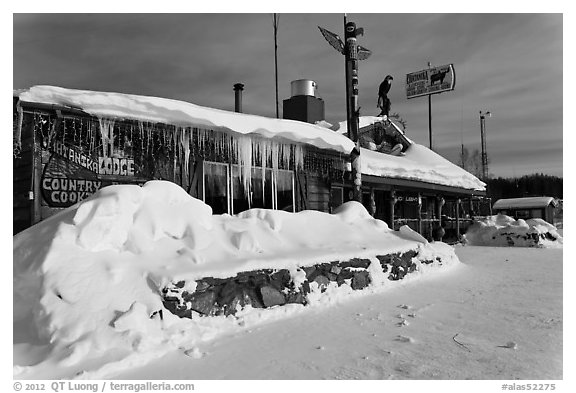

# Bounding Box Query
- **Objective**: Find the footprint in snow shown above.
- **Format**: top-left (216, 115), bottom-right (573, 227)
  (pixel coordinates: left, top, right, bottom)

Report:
top-left (395, 335), bottom-right (414, 343)
top-left (184, 347), bottom-right (205, 359)
top-left (498, 341), bottom-right (518, 350)
top-left (396, 318), bottom-right (409, 327)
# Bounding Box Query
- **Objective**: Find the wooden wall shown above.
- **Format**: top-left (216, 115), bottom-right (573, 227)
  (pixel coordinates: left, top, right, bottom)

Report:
top-left (295, 173), bottom-right (330, 213)
top-left (13, 108), bottom-right (34, 234)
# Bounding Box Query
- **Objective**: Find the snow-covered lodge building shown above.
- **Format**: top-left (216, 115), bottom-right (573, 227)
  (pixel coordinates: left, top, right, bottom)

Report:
top-left (13, 85), bottom-right (486, 238)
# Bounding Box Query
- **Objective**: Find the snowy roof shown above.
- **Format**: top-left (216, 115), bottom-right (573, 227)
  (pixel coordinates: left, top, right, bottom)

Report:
top-left (493, 197), bottom-right (558, 210)
top-left (332, 116), bottom-right (485, 191)
top-left (356, 146), bottom-right (486, 191)
top-left (15, 85), bottom-right (355, 155)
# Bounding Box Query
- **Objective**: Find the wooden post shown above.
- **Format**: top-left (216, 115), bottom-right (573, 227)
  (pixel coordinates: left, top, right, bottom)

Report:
top-left (417, 193), bottom-right (422, 235)
top-left (387, 190), bottom-right (396, 229)
top-left (436, 196), bottom-right (445, 225)
top-left (455, 198), bottom-right (461, 240)
top-left (369, 188), bottom-right (376, 217)
top-left (32, 123), bottom-right (42, 225)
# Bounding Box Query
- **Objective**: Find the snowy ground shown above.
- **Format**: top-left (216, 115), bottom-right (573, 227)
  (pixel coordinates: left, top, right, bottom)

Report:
top-left (11, 181), bottom-right (566, 382)
top-left (109, 245), bottom-right (562, 380)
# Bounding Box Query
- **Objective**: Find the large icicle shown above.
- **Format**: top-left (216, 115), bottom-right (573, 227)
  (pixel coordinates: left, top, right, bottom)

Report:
top-left (270, 140), bottom-right (279, 177)
top-left (294, 144), bottom-right (304, 170)
top-left (98, 118), bottom-right (116, 158)
top-left (181, 127), bottom-right (191, 182)
top-left (236, 135), bottom-right (253, 203)
top-left (138, 121), bottom-right (144, 159)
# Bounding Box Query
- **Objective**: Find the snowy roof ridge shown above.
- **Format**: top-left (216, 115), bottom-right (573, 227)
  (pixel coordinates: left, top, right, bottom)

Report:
top-left (15, 85), bottom-right (355, 155)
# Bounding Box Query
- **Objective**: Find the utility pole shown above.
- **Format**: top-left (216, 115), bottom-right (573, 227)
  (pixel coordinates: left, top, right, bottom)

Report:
top-left (318, 17), bottom-right (371, 202)
top-left (273, 14), bottom-right (280, 119)
top-left (427, 62), bottom-right (432, 150)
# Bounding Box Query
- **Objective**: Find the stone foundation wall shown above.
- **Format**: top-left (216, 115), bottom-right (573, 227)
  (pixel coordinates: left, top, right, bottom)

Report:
top-left (161, 249), bottom-right (440, 318)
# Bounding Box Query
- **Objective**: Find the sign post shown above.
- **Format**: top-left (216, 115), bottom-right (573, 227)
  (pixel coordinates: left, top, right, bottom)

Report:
top-left (406, 63), bottom-right (456, 150)
top-left (319, 17), bottom-right (371, 202)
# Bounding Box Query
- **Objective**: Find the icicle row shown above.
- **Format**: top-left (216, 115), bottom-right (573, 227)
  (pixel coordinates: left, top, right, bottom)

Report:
top-left (90, 120), bottom-right (304, 200)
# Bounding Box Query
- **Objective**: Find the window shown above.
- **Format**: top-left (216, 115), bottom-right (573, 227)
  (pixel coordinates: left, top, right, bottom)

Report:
top-left (276, 170), bottom-right (295, 212)
top-left (203, 162), bottom-right (229, 214)
top-left (515, 209), bottom-right (530, 220)
top-left (531, 209), bottom-right (543, 219)
top-left (250, 168), bottom-right (274, 210)
top-left (204, 161), bottom-right (295, 215)
top-left (330, 186), bottom-right (344, 212)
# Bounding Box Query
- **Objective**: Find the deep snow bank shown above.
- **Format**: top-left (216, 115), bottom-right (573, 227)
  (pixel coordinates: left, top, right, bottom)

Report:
top-left (463, 214), bottom-right (562, 247)
top-left (13, 180), bottom-right (459, 379)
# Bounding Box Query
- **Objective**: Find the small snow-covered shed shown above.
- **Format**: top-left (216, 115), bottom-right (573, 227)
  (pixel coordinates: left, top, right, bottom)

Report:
top-left (493, 197), bottom-right (558, 224)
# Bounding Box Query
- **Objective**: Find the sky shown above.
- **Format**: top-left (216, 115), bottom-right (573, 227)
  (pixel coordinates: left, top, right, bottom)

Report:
top-left (12, 10), bottom-right (564, 178)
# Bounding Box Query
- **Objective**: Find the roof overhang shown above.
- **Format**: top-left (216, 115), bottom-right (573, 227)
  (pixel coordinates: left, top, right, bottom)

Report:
top-left (362, 174), bottom-right (487, 197)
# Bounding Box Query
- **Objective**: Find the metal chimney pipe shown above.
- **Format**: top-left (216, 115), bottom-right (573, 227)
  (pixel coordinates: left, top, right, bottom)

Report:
top-left (233, 83), bottom-right (244, 113)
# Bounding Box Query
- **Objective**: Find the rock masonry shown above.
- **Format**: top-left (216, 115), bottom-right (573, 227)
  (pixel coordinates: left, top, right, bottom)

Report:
top-left (161, 249), bottom-right (441, 318)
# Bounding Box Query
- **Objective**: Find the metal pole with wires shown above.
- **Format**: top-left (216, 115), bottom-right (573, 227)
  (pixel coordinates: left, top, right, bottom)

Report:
top-left (427, 61), bottom-right (433, 150)
top-left (273, 14), bottom-right (280, 119)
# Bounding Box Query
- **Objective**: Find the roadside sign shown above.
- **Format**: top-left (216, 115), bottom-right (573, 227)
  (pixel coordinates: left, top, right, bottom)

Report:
top-left (406, 64), bottom-right (455, 99)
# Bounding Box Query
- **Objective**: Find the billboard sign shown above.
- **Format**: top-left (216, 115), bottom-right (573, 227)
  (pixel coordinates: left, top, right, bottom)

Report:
top-left (406, 64), bottom-right (455, 99)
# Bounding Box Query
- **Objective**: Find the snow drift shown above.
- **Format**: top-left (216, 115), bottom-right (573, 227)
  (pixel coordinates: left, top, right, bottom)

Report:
top-left (13, 180), bottom-right (460, 379)
top-left (463, 214), bottom-right (563, 248)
